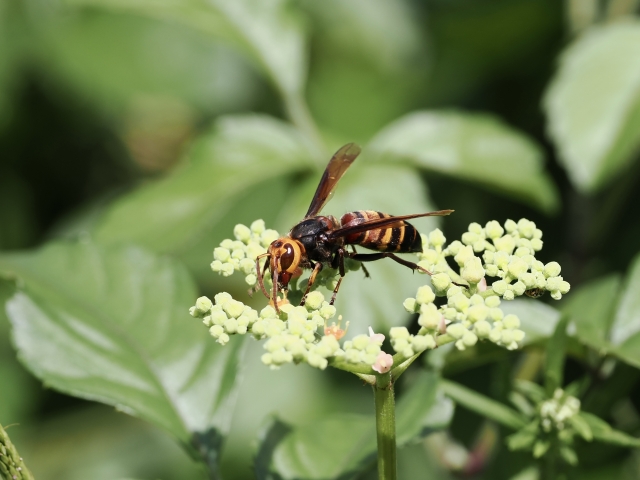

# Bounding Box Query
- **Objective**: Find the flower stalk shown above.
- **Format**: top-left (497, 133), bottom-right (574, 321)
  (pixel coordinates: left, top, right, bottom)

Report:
top-left (374, 371), bottom-right (397, 480)
top-left (0, 424), bottom-right (33, 480)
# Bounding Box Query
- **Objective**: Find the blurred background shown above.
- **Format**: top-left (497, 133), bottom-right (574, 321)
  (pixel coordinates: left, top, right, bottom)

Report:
top-left (1, 0), bottom-right (640, 478)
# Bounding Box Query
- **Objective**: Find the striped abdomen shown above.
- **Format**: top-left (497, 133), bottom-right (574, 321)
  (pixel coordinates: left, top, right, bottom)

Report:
top-left (340, 211), bottom-right (422, 253)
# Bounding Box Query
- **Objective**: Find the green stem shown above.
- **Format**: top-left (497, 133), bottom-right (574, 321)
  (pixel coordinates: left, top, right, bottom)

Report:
top-left (0, 424), bottom-right (34, 480)
top-left (374, 372), bottom-right (396, 480)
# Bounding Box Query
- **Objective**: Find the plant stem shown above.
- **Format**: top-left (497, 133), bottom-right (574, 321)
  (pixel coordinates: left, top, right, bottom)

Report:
top-left (374, 372), bottom-right (397, 480)
top-left (0, 424), bottom-right (34, 480)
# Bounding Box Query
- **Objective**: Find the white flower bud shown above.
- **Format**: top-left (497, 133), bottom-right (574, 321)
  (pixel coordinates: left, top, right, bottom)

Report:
top-left (416, 285), bottom-right (435, 304)
top-left (234, 224), bottom-right (252, 243)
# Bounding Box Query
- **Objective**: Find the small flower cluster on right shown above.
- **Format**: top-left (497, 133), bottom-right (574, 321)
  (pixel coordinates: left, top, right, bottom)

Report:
top-left (395, 219), bottom-right (569, 354)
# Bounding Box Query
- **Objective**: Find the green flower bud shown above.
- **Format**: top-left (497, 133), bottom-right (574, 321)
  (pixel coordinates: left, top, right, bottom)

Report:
top-left (220, 239), bottom-right (234, 249)
top-left (500, 329), bottom-right (515, 345)
top-left (462, 331), bottom-right (478, 347)
top-left (223, 318), bottom-right (238, 334)
top-left (488, 307), bottom-right (504, 322)
top-left (551, 291), bottom-right (562, 300)
top-left (251, 219), bottom-right (266, 234)
top-left (443, 307), bottom-right (457, 321)
top-left (221, 263), bottom-right (235, 276)
top-left (503, 314), bottom-right (520, 329)
top-left (474, 320), bottom-right (492, 338)
top-left (193, 296), bottom-right (213, 315)
top-left (272, 349), bottom-right (294, 365)
top-left (231, 249), bottom-right (245, 260)
top-left (213, 292), bottom-right (232, 305)
top-left (238, 258), bottom-right (254, 274)
top-left (559, 281), bottom-right (570, 294)
top-left (210, 310), bottom-right (228, 326)
top-left (420, 249), bottom-right (439, 265)
top-left (416, 285), bottom-right (435, 304)
top-left (213, 247), bottom-right (231, 262)
top-left (307, 353), bottom-right (328, 370)
top-left (260, 305), bottom-right (277, 319)
top-left (352, 334), bottom-right (370, 350)
top-left (507, 257), bottom-right (529, 279)
top-left (494, 235), bottom-right (516, 254)
top-left (454, 245), bottom-right (475, 267)
top-left (515, 246), bottom-right (531, 257)
top-left (517, 218), bottom-right (536, 238)
top-left (503, 290), bottom-right (515, 301)
top-left (234, 224), bottom-right (252, 243)
top-left (261, 229), bottom-right (279, 246)
top-left (319, 303), bottom-right (337, 320)
top-left (431, 273), bottom-right (452, 293)
top-left (418, 303), bottom-right (441, 329)
top-left (531, 238), bottom-right (543, 251)
top-left (246, 243), bottom-right (265, 261)
top-left (512, 281), bottom-right (526, 296)
top-left (462, 231), bottom-right (480, 246)
top-left (304, 291), bottom-right (325, 310)
top-left (473, 240), bottom-right (487, 252)
top-left (484, 264), bottom-right (499, 277)
top-left (461, 257), bottom-right (485, 284)
top-left (492, 280), bottom-right (508, 295)
top-left (429, 229), bottom-right (446, 247)
top-left (450, 293), bottom-right (470, 312)
top-left (222, 299), bottom-right (244, 318)
top-left (512, 330), bottom-right (525, 342)
top-left (546, 276), bottom-right (562, 291)
top-left (544, 262), bottom-right (562, 278)
top-left (403, 297), bottom-right (417, 313)
top-left (446, 240), bottom-right (463, 256)
top-left (210, 260), bottom-right (223, 273)
top-left (485, 295), bottom-right (501, 308)
top-left (485, 220), bottom-right (504, 239)
top-left (467, 304), bottom-right (488, 323)
top-left (447, 323), bottom-right (467, 339)
top-left (390, 326), bottom-right (410, 339)
top-left (245, 274), bottom-right (257, 285)
top-left (520, 272), bottom-right (536, 288)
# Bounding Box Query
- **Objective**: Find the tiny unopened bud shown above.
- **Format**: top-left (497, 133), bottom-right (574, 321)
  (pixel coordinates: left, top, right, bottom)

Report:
top-left (429, 229), bottom-right (446, 247)
top-left (403, 297), bottom-right (418, 313)
top-left (544, 262), bottom-right (562, 278)
top-left (485, 220), bottom-right (504, 239)
top-left (251, 219), bottom-right (266, 234)
top-left (461, 257), bottom-right (485, 284)
top-left (304, 291), bottom-right (325, 310)
top-left (234, 224), bottom-right (252, 243)
top-left (416, 285), bottom-right (435, 304)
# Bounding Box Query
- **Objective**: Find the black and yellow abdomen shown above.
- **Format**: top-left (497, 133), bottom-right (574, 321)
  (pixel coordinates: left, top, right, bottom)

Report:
top-left (340, 210), bottom-right (422, 253)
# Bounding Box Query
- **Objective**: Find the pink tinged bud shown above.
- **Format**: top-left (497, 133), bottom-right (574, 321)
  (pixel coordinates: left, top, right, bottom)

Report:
top-left (372, 352), bottom-right (394, 373)
top-left (368, 326), bottom-right (386, 344)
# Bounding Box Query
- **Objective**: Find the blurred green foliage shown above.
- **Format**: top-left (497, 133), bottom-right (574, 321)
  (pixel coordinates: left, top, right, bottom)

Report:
top-left (1, 0), bottom-right (640, 479)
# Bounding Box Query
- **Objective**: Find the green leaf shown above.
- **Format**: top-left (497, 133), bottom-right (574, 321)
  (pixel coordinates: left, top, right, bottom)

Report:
top-left (544, 20), bottom-right (640, 193)
top-left (610, 252), bottom-right (640, 347)
top-left (0, 241), bottom-right (244, 472)
top-left (38, 11), bottom-right (258, 114)
top-left (579, 412), bottom-right (640, 448)
top-left (255, 371), bottom-right (451, 479)
top-left (545, 315), bottom-right (570, 395)
top-left (562, 274), bottom-right (621, 350)
top-left (94, 114), bottom-right (314, 253)
top-left (506, 421), bottom-right (539, 451)
top-left (368, 111), bottom-right (559, 213)
top-left (569, 413), bottom-right (593, 442)
top-left (440, 379), bottom-right (527, 430)
top-left (396, 371), bottom-right (454, 446)
top-left (64, 0), bottom-right (307, 98)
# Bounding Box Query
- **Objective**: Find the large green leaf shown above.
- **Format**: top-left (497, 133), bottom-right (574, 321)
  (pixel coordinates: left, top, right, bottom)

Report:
top-left (94, 114), bottom-right (314, 252)
top-left (0, 241), bottom-right (244, 474)
top-left (440, 379), bottom-right (527, 430)
top-left (37, 10), bottom-right (257, 115)
top-left (255, 372), bottom-right (452, 480)
top-left (562, 274), bottom-right (621, 350)
top-left (609, 253), bottom-right (640, 365)
top-left (544, 20), bottom-right (640, 193)
top-left (64, 0), bottom-right (307, 98)
top-left (368, 111), bottom-right (559, 213)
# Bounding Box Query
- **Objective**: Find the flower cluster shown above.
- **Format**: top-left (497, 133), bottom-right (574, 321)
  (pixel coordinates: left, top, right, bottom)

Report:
top-left (418, 219), bottom-right (570, 300)
top-left (190, 290), bottom-right (389, 371)
top-left (508, 382), bottom-right (587, 465)
top-left (191, 218), bottom-right (569, 372)
top-left (403, 283), bottom-right (525, 351)
top-left (210, 219), bottom-right (279, 286)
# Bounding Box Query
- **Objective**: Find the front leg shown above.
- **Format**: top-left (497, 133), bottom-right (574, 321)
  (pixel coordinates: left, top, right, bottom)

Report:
top-left (300, 261), bottom-right (323, 306)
